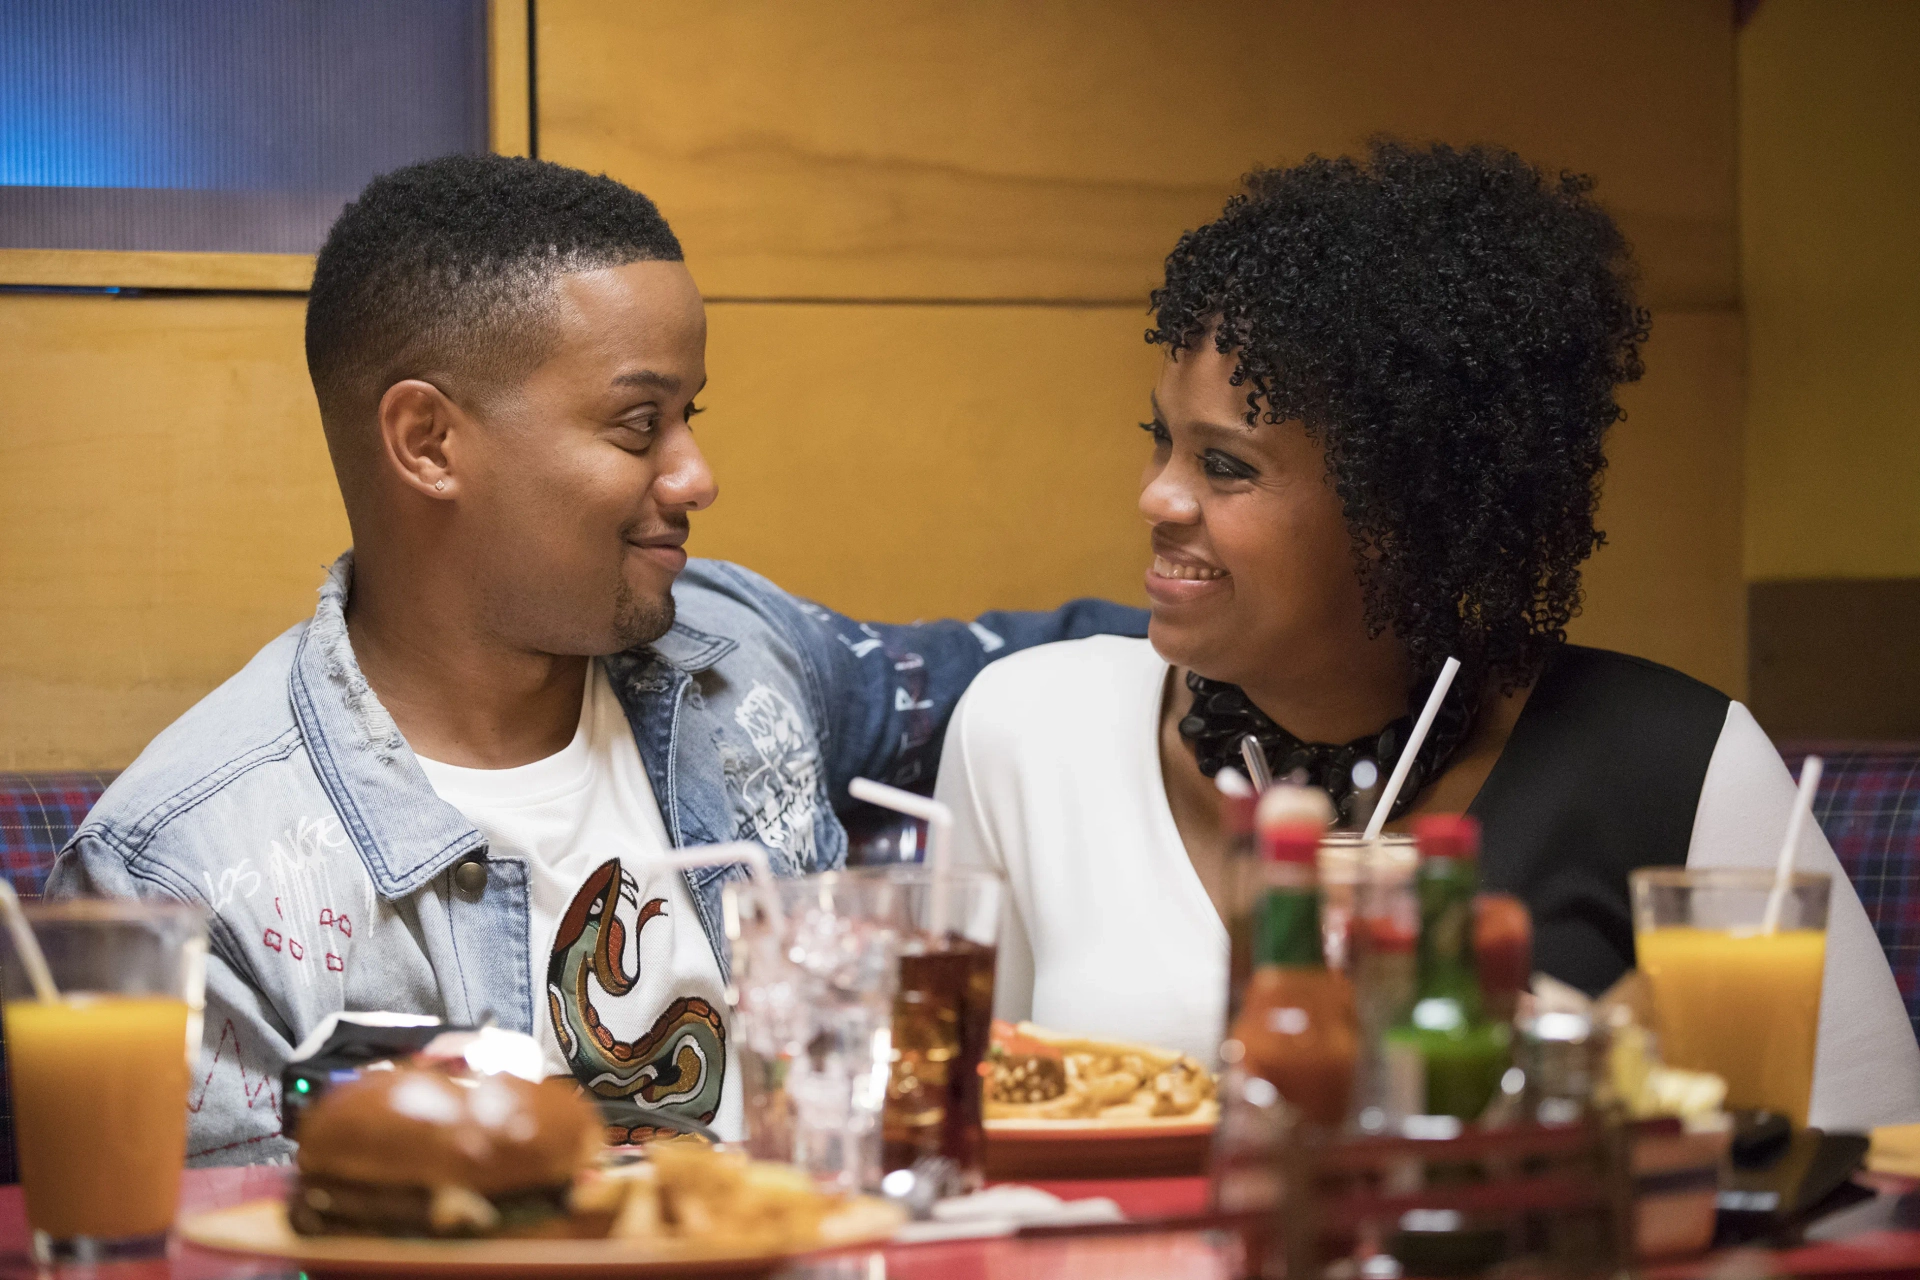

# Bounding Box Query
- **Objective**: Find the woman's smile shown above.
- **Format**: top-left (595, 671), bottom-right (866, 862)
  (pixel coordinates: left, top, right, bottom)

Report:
top-left (1151, 553), bottom-right (1227, 582)
top-left (1146, 549), bottom-right (1231, 606)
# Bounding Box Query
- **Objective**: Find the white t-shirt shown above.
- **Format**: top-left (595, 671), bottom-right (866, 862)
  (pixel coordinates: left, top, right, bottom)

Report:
top-left (416, 661), bottom-right (742, 1143)
top-left (935, 635), bottom-right (1920, 1132)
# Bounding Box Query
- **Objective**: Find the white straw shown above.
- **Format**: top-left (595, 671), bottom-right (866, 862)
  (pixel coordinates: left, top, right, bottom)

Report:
top-left (1238, 734), bottom-right (1273, 792)
top-left (659, 841), bottom-right (783, 927)
top-left (0, 881), bottom-right (58, 1003)
top-left (1363, 656), bottom-right (1462, 841)
top-left (849, 778), bottom-right (954, 938)
top-left (1762, 755), bottom-right (1823, 935)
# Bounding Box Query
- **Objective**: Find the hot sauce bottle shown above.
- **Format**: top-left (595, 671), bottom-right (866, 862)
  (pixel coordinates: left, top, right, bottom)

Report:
top-left (1473, 891), bottom-right (1534, 1026)
top-left (1227, 805), bottom-right (1359, 1127)
top-left (1382, 814), bottom-right (1512, 1121)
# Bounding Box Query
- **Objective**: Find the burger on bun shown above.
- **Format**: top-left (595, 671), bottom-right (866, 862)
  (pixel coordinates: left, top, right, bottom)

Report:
top-left (289, 1067), bottom-right (603, 1237)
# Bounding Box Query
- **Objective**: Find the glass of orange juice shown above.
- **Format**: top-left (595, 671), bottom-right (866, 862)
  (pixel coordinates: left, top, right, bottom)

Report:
top-left (0, 899), bottom-right (207, 1263)
top-left (1630, 868), bottom-right (1829, 1126)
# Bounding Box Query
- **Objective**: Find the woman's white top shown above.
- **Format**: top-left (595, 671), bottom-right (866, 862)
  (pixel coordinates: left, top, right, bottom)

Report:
top-left (935, 635), bottom-right (1920, 1131)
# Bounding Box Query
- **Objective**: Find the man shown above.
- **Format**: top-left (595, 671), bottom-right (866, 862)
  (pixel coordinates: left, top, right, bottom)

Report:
top-left (50, 154), bottom-right (1142, 1163)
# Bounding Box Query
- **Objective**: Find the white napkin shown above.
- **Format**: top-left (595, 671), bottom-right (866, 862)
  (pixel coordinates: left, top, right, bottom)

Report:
top-left (893, 1185), bottom-right (1126, 1244)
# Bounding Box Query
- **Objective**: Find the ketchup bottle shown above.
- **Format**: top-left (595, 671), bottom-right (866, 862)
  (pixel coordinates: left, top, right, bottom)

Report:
top-left (1226, 816), bottom-right (1359, 1127)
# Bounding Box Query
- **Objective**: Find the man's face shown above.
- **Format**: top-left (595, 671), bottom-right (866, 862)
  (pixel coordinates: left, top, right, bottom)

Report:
top-left (456, 260), bottom-right (716, 656)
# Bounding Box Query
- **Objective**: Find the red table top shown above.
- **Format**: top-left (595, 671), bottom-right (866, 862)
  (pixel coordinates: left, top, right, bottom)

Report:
top-left (0, 1167), bottom-right (1911, 1279)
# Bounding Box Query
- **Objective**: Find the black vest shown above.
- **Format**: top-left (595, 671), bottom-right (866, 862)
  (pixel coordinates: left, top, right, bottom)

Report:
top-left (1467, 645), bottom-right (1731, 996)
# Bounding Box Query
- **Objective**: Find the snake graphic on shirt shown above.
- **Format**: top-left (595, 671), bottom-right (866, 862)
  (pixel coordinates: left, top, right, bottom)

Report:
top-left (547, 858), bottom-right (726, 1134)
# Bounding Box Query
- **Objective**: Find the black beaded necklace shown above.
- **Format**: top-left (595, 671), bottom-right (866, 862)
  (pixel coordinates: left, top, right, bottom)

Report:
top-left (1177, 667), bottom-right (1478, 825)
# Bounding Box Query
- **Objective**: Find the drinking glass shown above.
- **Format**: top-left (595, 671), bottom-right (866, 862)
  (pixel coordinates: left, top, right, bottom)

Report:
top-left (725, 873), bottom-right (902, 1194)
top-left (1630, 868), bottom-right (1830, 1126)
top-left (1345, 833), bottom-right (1419, 1129)
top-left (870, 867), bottom-right (1002, 1194)
top-left (1320, 832), bottom-right (1419, 972)
top-left (0, 899), bottom-right (208, 1262)
top-left (725, 866), bottom-right (1003, 1195)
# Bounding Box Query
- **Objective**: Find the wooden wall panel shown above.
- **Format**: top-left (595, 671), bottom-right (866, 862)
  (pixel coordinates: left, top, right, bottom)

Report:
top-left (0, 294), bottom-right (347, 769)
top-left (540, 0), bottom-right (1735, 308)
top-left (690, 301), bottom-right (1161, 621)
top-left (0, 293), bottom-right (1743, 768)
top-left (488, 0), bottom-right (533, 157)
top-left (1750, 579), bottom-right (1920, 740)
top-left (1740, 0), bottom-right (1920, 581)
top-left (1567, 309), bottom-right (1747, 698)
top-left (0, 1), bottom-right (1749, 769)
top-left (0, 248), bottom-right (312, 290)
top-left (696, 301), bottom-right (1747, 696)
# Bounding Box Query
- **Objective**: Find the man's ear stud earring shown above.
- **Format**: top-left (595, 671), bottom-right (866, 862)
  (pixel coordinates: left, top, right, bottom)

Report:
top-left (434, 480), bottom-right (447, 491)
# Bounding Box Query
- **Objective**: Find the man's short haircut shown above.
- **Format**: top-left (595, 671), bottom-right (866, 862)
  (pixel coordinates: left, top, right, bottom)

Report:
top-left (305, 153), bottom-right (683, 499)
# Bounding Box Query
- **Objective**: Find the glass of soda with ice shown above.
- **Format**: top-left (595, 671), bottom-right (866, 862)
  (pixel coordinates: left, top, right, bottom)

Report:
top-left (726, 866), bottom-right (1003, 1195)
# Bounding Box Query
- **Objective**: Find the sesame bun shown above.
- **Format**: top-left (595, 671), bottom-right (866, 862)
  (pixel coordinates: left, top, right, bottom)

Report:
top-left (295, 1067), bottom-right (601, 1196)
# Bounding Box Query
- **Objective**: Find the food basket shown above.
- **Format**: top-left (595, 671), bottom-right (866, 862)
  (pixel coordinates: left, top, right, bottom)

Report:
top-left (1216, 1114), bottom-right (1638, 1279)
top-left (1626, 1118), bottom-right (1729, 1260)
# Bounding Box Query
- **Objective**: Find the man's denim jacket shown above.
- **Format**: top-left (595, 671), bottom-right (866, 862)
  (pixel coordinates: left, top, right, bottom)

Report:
top-left (49, 552), bottom-right (1144, 1165)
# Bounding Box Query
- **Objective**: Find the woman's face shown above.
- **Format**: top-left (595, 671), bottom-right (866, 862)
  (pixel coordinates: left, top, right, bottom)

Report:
top-left (1139, 343), bottom-right (1375, 691)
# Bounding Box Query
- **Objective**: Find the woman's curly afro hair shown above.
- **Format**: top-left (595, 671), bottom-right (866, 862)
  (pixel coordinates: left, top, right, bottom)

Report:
top-left (1148, 140), bottom-right (1650, 689)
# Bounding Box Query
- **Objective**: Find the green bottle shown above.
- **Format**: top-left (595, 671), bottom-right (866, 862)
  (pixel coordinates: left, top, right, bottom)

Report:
top-left (1381, 814), bottom-right (1510, 1120)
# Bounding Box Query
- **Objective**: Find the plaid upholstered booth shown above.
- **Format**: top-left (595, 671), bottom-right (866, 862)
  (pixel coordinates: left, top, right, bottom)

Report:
top-left (2, 749), bottom-right (1919, 1180)
top-left (0, 773), bottom-right (112, 900)
top-left (0, 772), bottom-right (119, 1184)
top-left (1780, 744), bottom-right (1920, 1033)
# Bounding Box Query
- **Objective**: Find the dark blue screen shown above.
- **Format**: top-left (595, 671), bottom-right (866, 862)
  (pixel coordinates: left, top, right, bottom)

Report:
top-left (0, 0), bottom-right (489, 253)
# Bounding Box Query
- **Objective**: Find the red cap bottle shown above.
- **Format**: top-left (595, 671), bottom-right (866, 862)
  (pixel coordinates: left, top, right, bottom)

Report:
top-left (1256, 785), bottom-right (1334, 864)
top-left (1412, 813), bottom-right (1481, 860)
top-left (1259, 822), bottom-right (1321, 864)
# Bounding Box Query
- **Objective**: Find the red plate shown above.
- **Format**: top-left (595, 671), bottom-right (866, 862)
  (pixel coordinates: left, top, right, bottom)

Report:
top-left (984, 1105), bottom-right (1219, 1181)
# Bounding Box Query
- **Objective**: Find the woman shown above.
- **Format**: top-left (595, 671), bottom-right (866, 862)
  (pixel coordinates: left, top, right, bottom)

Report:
top-left (936, 142), bottom-right (1918, 1130)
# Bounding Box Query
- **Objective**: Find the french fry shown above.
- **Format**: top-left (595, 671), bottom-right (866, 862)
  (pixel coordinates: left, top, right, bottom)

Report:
top-left (596, 1143), bottom-right (901, 1252)
top-left (987, 1022), bottom-right (1218, 1123)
